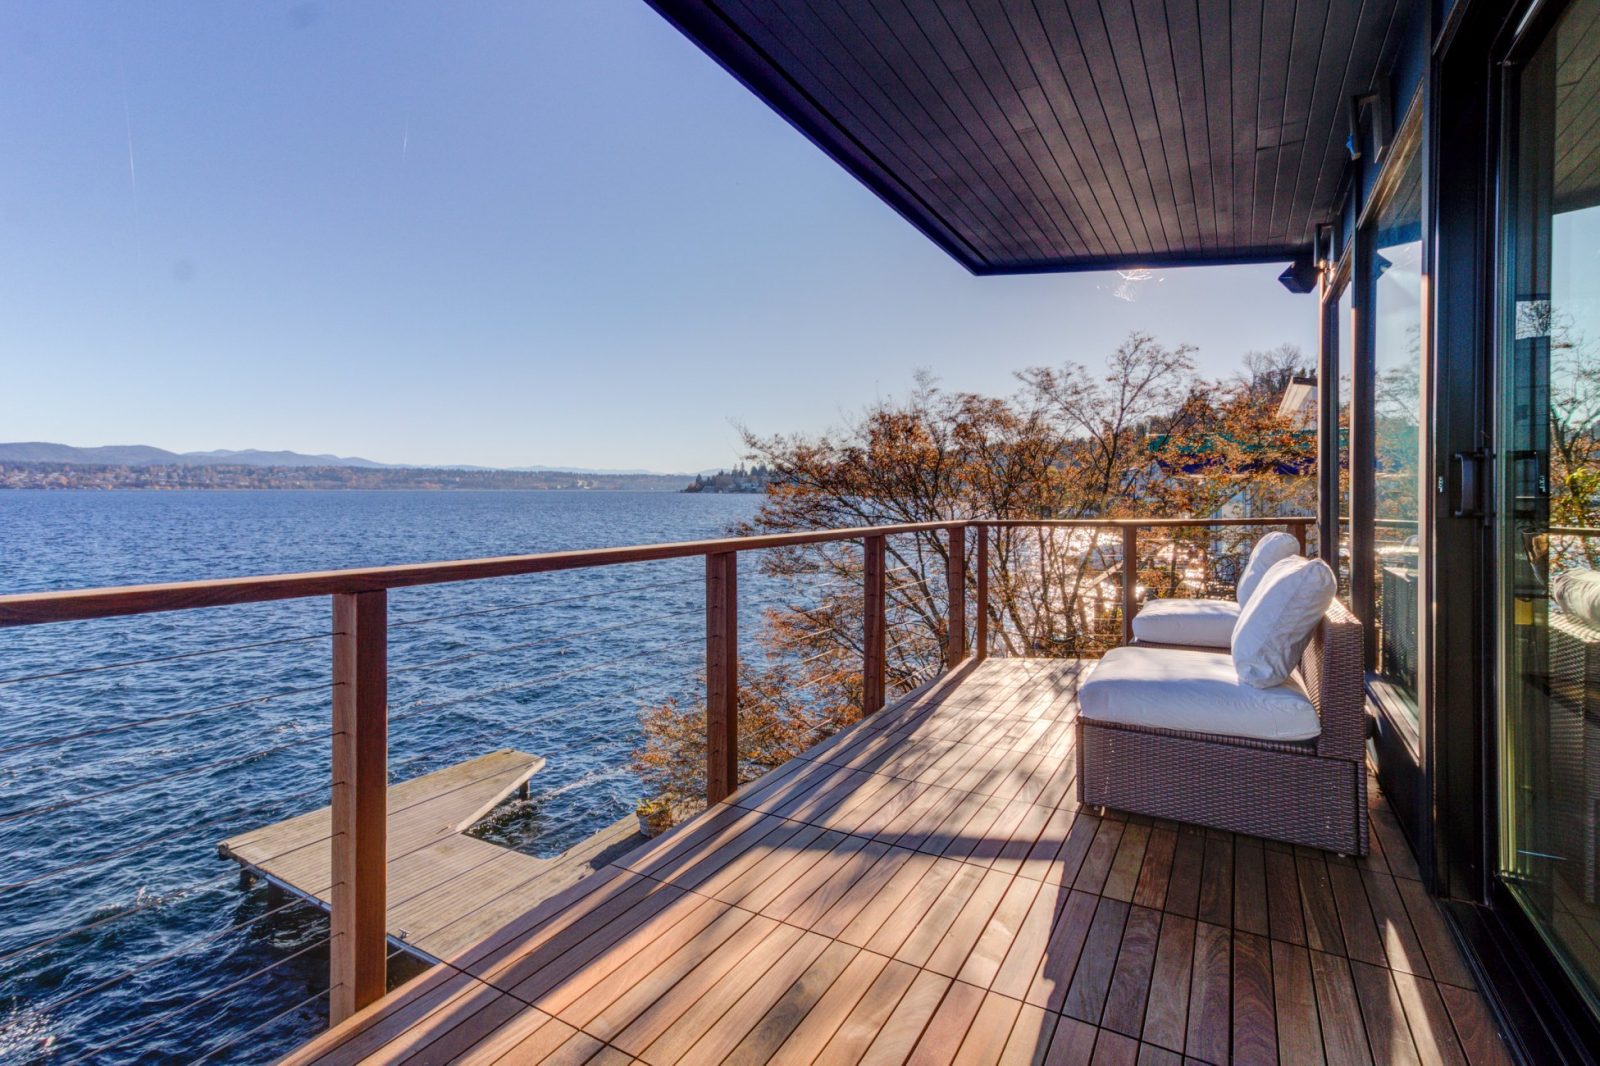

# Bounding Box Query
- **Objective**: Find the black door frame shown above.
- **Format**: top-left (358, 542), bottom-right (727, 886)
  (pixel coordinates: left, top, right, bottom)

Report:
top-left (1429, 0), bottom-right (1600, 1059)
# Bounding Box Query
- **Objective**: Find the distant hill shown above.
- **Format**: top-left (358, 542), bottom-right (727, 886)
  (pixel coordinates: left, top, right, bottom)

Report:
top-left (0, 443), bottom-right (689, 476)
top-left (0, 442), bottom-right (389, 469)
top-left (0, 442), bottom-right (709, 491)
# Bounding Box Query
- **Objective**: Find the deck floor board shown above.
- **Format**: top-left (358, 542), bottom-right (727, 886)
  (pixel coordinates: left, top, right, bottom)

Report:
top-left (283, 659), bottom-right (1511, 1065)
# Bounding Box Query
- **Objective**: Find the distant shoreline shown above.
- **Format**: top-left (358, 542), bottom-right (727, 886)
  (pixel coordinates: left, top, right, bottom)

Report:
top-left (0, 461), bottom-right (694, 492)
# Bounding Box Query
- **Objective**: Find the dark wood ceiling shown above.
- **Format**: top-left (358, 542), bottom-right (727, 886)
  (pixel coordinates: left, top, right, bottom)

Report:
top-left (647, 0), bottom-right (1415, 274)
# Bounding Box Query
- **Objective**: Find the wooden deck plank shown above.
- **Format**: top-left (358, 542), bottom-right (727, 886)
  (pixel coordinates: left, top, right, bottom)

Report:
top-left (1029, 889), bottom-right (1101, 1012)
top-left (1348, 960), bottom-right (1422, 1066)
top-left (817, 957), bottom-right (922, 1061)
top-left (999, 1001), bottom-right (1057, 1064)
top-left (959, 872), bottom-right (1046, 989)
top-left (1309, 950), bottom-right (1374, 1066)
top-left (578, 906), bottom-right (763, 1043)
top-left (905, 978), bottom-right (986, 1064)
top-left (1358, 868), bottom-right (1432, 978)
top-left (1101, 904), bottom-right (1161, 1038)
top-left (769, 947), bottom-right (891, 1061)
top-left (1436, 984), bottom-right (1514, 1066)
top-left (630, 920), bottom-right (811, 1062)
top-left (951, 989), bottom-right (1025, 1065)
top-left (285, 659), bottom-right (1506, 1066)
top-left (1182, 920), bottom-right (1231, 1064)
top-left (1140, 912), bottom-right (1194, 1054)
top-left (677, 930), bottom-right (838, 1064)
top-left (1390, 969), bottom-right (1469, 1066)
top-left (1270, 939), bottom-right (1326, 1066)
top-left (1164, 829), bottom-right (1206, 919)
top-left (1232, 929), bottom-right (1277, 1064)
top-left (860, 968), bottom-right (952, 1063)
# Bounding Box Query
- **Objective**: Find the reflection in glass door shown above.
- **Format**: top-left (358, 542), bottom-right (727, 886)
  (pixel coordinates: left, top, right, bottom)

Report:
top-left (1335, 278), bottom-right (1354, 603)
top-left (1499, 0), bottom-right (1600, 1017)
top-left (1367, 121), bottom-right (1424, 721)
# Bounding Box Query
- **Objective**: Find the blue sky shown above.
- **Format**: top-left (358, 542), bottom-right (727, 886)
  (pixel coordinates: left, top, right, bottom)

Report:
top-left (1, 1), bottom-right (1317, 473)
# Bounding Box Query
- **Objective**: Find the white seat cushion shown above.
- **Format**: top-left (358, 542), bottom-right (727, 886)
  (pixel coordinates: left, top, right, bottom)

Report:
top-left (1131, 598), bottom-right (1240, 648)
top-left (1079, 645), bottom-right (1321, 742)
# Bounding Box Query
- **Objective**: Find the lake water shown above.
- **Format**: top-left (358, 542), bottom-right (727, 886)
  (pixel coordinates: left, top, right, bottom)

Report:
top-left (0, 490), bottom-right (772, 1064)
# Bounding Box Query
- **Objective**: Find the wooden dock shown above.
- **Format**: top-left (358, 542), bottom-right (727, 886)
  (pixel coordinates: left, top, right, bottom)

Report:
top-left (220, 749), bottom-right (647, 964)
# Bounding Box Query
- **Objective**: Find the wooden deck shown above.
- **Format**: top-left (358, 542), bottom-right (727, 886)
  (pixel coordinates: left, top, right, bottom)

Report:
top-left (285, 660), bottom-right (1511, 1065)
top-left (222, 749), bottom-right (644, 964)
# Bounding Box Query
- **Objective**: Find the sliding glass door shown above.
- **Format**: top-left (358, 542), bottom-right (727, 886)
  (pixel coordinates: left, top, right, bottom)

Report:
top-left (1497, 0), bottom-right (1600, 1017)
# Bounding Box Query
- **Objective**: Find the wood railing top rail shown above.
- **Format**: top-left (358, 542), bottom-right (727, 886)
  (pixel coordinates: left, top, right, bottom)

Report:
top-left (0, 521), bottom-right (960, 627)
top-left (0, 514), bottom-right (1311, 628)
top-left (974, 516), bottom-right (1312, 528)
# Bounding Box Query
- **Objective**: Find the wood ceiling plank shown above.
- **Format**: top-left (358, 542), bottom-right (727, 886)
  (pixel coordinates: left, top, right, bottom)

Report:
top-left (1065, 0), bottom-right (1179, 256)
top-left (730, 0), bottom-right (1018, 260)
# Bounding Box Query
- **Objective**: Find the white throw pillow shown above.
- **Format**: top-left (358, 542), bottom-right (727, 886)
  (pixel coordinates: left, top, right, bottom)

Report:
top-left (1231, 556), bottom-right (1337, 688)
top-left (1235, 531), bottom-right (1302, 605)
top-left (1553, 569), bottom-right (1600, 627)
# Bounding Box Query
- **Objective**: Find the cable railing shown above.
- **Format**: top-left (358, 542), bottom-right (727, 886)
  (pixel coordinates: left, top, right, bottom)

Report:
top-left (0, 513), bottom-right (1309, 1063)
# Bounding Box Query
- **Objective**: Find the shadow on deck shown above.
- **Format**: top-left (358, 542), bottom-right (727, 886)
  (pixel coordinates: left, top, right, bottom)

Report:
top-left (285, 659), bottom-right (1510, 1065)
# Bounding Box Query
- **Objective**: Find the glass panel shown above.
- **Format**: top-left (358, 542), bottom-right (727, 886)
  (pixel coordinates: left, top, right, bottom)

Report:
top-left (1337, 282), bottom-right (1355, 603)
top-left (1368, 128), bottom-right (1424, 715)
top-left (1499, 0), bottom-right (1600, 1017)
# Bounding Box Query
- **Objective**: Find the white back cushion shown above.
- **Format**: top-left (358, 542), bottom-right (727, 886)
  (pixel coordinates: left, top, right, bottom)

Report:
top-left (1236, 531), bottom-right (1302, 605)
top-left (1231, 556), bottom-right (1336, 688)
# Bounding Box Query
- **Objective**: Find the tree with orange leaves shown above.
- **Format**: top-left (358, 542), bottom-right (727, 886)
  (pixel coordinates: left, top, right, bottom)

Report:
top-left (630, 333), bottom-right (1316, 810)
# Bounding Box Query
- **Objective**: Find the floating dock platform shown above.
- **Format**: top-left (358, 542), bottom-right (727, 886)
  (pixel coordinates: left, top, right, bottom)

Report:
top-left (219, 749), bottom-right (643, 963)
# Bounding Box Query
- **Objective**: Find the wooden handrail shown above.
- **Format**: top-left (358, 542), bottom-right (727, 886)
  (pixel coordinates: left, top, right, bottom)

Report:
top-left (0, 521), bottom-right (963, 628)
top-left (0, 516), bottom-right (1311, 628)
top-left (975, 516), bottom-right (1314, 529)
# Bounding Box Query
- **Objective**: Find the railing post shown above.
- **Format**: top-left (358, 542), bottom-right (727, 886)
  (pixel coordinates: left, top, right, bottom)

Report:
top-left (975, 525), bottom-right (989, 661)
top-left (1121, 525), bottom-right (1138, 646)
top-left (862, 535), bottom-right (886, 714)
top-left (330, 589), bottom-right (387, 1025)
top-left (946, 525), bottom-right (966, 666)
top-left (1292, 519), bottom-right (1309, 555)
top-left (705, 552), bottom-right (738, 805)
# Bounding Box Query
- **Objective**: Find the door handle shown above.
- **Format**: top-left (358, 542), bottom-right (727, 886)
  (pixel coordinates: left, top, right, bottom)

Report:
top-left (1452, 451), bottom-right (1486, 517)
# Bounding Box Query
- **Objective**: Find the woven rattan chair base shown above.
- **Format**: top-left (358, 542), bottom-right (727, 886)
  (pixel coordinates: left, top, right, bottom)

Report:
top-left (1078, 599), bottom-right (1369, 856)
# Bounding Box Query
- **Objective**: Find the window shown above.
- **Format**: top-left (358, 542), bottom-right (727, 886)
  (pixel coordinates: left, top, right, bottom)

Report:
top-left (1335, 278), bottom-right (1354, 603)
top-left (1366, 120), bottom-right (1424, 718)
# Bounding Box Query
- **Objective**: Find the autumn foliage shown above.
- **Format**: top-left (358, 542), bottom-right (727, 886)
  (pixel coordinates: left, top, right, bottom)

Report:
top-left (630, 334), bottom-right (1316, 809)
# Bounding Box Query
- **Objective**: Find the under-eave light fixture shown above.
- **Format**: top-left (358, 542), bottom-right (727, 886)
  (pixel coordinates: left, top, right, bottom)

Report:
top-left (1278, 256), bottom-right (1319, 294)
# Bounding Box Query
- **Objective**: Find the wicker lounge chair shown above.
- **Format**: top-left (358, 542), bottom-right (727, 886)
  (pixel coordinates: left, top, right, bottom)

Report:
top-left (1077, 598), bottom-right (1367, 855)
